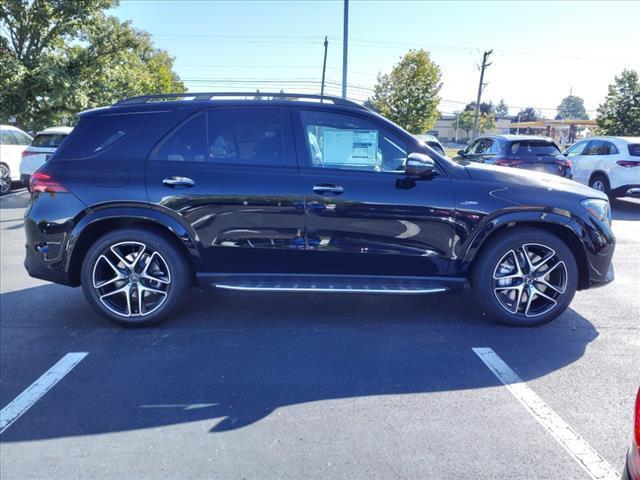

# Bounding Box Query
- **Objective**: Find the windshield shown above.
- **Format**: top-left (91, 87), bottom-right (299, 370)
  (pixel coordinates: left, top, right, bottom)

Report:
top-left (508, 140), bottom-right (561, 156)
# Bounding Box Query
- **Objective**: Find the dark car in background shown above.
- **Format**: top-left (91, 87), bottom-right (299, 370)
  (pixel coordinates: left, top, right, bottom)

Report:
top-left (23, 93), bottom-right (614, 327)
top-left (456, 134), bottom-right (572, 178)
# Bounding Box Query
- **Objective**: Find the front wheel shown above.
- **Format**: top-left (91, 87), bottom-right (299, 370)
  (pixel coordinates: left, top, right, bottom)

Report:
top-left (471, 228), bottom-right (578, 327)
top-left (81, 228), bottom-right (190, 326)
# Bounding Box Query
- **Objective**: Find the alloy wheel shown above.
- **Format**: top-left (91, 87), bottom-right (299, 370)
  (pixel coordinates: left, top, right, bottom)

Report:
top-left (591, 179), bottom-right (605, 192)
top-left (0, 165), bottom-right (10, 194)
top-left (92, 241), bottom-right (171, 318)
top-left (492, 243), bottom-right (568, 318)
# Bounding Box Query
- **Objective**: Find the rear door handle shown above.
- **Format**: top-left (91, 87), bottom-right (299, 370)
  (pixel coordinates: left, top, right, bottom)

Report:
top-left (313, 184), bottom-right (344, 196)
top-left (163, 176), bottom-right (195, 188)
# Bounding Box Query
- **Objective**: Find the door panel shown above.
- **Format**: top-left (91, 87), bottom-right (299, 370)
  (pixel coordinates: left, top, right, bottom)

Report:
top-left (145, 107), bottom-right (307, 274)
top-left (303, 170), bottom-right (456, 276)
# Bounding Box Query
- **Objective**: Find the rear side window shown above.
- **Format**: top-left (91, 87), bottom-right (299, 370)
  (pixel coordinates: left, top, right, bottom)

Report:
top-left (12, 130), bottom-right (32, 145)
top-left (584, 140), bottom-right (618, 155)
top-left (207, 109), bottom-right (285, 166)
top-left (629, 144), bottom-right (640, 157)
top-left (509, 140), bottom-right (560, 155)
top-left (154, 113), bottom-right (207, 162)
top-left (56, 112), bottom-right (159, 159)
top-left (0, 131), bottom-right (16, 145)
top-left (31, 133), bottom-right (68, 148)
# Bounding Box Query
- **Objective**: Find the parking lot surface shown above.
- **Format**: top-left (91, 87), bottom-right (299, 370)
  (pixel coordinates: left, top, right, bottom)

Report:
top-left (1, 190), bottom-right (638, 479)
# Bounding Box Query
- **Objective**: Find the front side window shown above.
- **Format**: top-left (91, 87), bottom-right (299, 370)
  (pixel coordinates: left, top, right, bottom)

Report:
top-left (565, 141), bottom-right (588, 157)
top-left (300, 110), bottom-right (407, 172)
top-left (474, 139), bottom-right (494, 154)
top-left (0, 131), bottom-right (16, 145)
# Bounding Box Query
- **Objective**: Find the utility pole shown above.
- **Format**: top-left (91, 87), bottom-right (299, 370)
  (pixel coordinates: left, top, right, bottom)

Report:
top-left (342, 0), bottom-right (349, 99)
top-left (472, 49), bottom-right (492, 140)
top-left (455, 113), bottom-right (459, 143)
top-left (321, 36), bottom-right (328, 98)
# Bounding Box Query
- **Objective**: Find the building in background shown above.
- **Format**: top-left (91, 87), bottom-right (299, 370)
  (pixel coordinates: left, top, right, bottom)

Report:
top-left (428, 115), bottom-right (511, 144)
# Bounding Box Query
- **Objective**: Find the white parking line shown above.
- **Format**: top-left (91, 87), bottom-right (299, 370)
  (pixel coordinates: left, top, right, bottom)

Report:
top-left (472, 347), bottom-right (619, 480)
top-left (0, 352), bottom-right (88, 434)
top-left (0, 189), bottom-right (28, 199)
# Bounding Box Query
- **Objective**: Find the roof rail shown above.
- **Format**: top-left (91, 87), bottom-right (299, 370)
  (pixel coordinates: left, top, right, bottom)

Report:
top-left (115, 92), bottom-right (368, 110)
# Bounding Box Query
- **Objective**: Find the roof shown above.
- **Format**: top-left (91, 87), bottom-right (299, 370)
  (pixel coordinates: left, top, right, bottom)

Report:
top-left (37, 126), bottom-right (73, 135)
top-left (415, 134), bottom-right (442, 145)
top-left (1, 124), bottom-right (25, 131)
top-left (477, 134), bottom-right (554, 142)
top-left (579, 136), bottom-right (640, 144)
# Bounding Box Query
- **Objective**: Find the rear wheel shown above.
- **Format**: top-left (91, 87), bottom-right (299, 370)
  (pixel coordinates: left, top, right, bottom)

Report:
top-left (0, 164), bottom-right (11, 195)
top-left (81, 228), bottom-right (190, 326)
top-left (589, 174), bottom-right (610, 196)
top-left (471, 228), bottom-right (578, 326)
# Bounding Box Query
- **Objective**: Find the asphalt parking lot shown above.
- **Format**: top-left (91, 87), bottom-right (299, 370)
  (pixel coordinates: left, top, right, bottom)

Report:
top-left (1, 189), bottom-right (638, 480)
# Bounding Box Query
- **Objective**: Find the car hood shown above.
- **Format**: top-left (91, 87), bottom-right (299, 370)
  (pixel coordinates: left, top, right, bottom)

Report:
top-left (464, 162), bottom-right (606, 200)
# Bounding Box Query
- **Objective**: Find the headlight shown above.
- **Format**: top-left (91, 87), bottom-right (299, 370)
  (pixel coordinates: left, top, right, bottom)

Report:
top-left (581, 198), bottom-right (611, 225)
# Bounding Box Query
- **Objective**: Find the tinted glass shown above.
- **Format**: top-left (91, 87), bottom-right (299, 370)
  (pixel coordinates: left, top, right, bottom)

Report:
top-left (300, 110), bottom-right (407, 172)
top-left (0, 131), bottom-right (17, 145)
top-left (426, 141), bottom-right (445, 156)
top-left (56, 112), bottom-right (158, 159)
top-left (31, 133), bottom-right (68, 148)
top-left (584, 140), bottom-right (617, 155)
top-left (629, 144), bottom-right (640, 157)
top-left (509, 140), bottom-right (560, 156)
top-left (13, 131), bottom-right (32, 145)
top-left (207, 109), bottom-right (285, 166)
top-left (475, 139), bottom-right (494, 154)
top-left (155, 113), bottom-right (207, 162)
top-left (565, 141), bottom-right (588, 157)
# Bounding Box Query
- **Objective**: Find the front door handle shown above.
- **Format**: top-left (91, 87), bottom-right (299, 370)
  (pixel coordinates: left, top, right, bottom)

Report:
top-left (313, 184), bottom-right (344, 196)
top-left (163, 176), bottom-right (195, 188)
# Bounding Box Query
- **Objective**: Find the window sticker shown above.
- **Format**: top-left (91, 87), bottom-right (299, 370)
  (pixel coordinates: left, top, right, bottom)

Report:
top-left (322, 129), bottom-right (378, 166)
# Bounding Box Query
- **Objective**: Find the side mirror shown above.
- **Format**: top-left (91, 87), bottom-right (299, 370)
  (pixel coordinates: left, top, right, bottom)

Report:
top-left (405, 153), bottom-right (435, 177)
top-left (457, 149), bottom-right (466, 156)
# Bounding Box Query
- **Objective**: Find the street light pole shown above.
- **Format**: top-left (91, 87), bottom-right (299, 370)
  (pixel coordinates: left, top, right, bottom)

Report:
top-left (342, 0), bottom-right (349, 99)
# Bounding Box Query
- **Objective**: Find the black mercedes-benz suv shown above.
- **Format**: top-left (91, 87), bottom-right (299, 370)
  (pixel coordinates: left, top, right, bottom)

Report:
top-left (24, 93), bottom-right (615, 327)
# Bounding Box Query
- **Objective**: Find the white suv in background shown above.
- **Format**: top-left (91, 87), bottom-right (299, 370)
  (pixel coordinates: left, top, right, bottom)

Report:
top-left (0, 125), bottom-right (33, 195)
top-left (19, 126), bottom-right (73, 188)
top-left (565, 136), bottom-right (640, 198)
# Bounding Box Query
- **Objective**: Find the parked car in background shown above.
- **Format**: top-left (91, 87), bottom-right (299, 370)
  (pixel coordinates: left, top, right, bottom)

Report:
top-left (19, 126), bottom-right (73, 188)
top-left (622, 387), bottom-right (640, 480)
top-left (564, 136), bottom-right (640, 198)
top-left (415, 134), bottom-right (446, 156)
top-left (455, 135), bottom-right (572, 178)
top-left (24, 92), bottom-right (614, 328)
top-left (0, 125), bottom-right (33, 195)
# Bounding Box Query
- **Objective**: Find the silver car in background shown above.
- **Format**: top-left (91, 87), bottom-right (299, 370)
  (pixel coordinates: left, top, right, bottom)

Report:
top-left (19, 126), bottom-right (73, 188)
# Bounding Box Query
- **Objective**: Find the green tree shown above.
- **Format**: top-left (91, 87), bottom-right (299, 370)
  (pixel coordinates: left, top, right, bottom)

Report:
top-left (1, 0), bottom-right (185, 130)
top-left (367, 49), bottom-right (442, 134)
top-left (495, 99), bottom-right (509, 119)
top-left (464, 101), bottom-right (494, 115)
top-left (596, 69), bottom-right (640, 136)
top-left (456, 108), bottom-right (495, 141)
top-left (555, 95), bottom-right (588, 120)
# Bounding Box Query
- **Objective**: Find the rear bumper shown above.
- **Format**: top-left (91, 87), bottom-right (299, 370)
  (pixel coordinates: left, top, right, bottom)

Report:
top-left (20, 174), bottom-right (30, 189)
top-left (24, 244), bottom-right (75, 286)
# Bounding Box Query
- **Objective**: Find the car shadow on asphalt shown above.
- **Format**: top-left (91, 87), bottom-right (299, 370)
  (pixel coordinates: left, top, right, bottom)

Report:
top-left (0, 283), bottom-right (599, 442)
top-left (611, 197), bottom-right (640, 221)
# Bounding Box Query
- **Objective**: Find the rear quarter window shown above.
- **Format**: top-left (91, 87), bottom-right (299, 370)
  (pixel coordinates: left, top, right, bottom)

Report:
top-left (628, 144), bottom-right (640, 157)
top-left (54, 112), bottom-right (162, 159)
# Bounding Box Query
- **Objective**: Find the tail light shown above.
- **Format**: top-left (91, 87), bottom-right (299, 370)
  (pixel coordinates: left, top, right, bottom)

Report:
top-left (496, 158), bottom-right (523, 167)
top-left (30, 172), bottom-right (67, 193)
top-left (617, 160), bottom-right (640, 168)
top-left (630, 387), bottom-right (640, 480)
top-left (21, 150), bottom-right (39, 158)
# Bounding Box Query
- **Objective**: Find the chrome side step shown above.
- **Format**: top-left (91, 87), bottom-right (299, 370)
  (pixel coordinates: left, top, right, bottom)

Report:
top-left (215, 284), bottom-right (447, 294)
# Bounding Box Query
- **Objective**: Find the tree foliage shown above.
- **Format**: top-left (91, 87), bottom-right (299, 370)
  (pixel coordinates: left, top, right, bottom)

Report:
top-left (457, 109), bottom-right (496, 140)
top-left (495, 99), bottom-right (509, 119)
top-left (596, 69), bottom-right (640, 136)
top-left (367, 49), bottom-right (442, 134)
top-left (555, 95), bottom-right (588, 120)
top-left (1, 0), bottom-right (185, 130)
top-left (512, 107), bottom-right (540, 122)
top-left (464, 101), bottom-right (493, 115)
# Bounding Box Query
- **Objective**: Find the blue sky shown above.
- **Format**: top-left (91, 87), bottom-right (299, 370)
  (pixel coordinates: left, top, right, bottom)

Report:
top-left (111, 0), bottom-right (640, 117)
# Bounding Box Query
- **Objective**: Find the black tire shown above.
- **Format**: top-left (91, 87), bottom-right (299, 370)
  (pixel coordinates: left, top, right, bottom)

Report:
top-left (589, 173), bottom-right (610, 197)
top-left (471, 227), bottom-right (578, 327)
top-left (0, 164), bottom-right (11, 196)
top-left (81, 228), bottom-right (190, 326)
